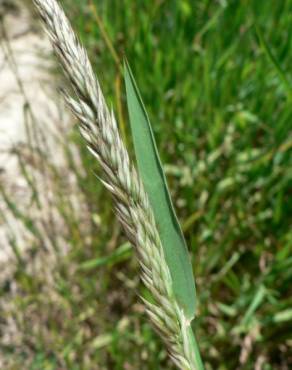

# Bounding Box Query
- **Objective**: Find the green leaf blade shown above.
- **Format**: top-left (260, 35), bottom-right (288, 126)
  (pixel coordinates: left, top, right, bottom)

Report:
top-left (124, 60), bottom-right (196, 319)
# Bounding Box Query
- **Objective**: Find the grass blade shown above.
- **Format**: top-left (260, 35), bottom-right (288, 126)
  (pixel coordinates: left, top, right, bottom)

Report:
top-left (124, 60), bottom-right (196, 319)
top-left (255, 23), bottom-right (292, 99)
top-left (79, 242), bottom-right (132, 270)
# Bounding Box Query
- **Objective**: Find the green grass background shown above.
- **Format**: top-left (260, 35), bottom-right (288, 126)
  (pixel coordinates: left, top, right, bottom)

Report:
top-left (1, 0), bottom-right (292, 369)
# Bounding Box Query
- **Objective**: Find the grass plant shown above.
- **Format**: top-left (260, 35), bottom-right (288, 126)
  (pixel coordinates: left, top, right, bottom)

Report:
top-left (32, 0), bottom-right (204, 368)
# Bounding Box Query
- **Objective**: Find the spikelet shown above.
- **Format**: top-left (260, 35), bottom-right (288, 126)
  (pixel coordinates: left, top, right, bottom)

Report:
top-left (32, 1), bottom-right (197, 368)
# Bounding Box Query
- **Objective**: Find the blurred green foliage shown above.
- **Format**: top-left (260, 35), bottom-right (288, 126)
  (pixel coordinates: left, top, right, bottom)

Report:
top-left (1, 0), bottom-right (292, 369)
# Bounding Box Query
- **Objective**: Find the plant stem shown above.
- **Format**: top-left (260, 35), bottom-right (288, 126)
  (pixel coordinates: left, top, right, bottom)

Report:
top-left (187, 326), bottom-right (205, 370)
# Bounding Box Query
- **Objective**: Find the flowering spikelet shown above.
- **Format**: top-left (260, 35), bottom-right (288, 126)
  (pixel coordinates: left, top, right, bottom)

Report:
top-left (32, 0), bottom-right (198, 368)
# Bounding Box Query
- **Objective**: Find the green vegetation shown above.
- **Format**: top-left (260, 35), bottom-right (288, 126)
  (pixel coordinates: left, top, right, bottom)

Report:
top-left (1, 0), bottom-right (291, 369)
